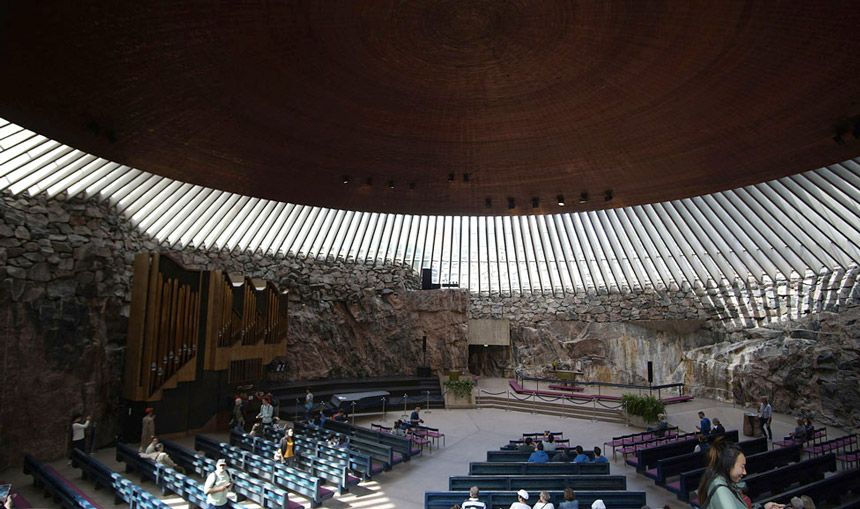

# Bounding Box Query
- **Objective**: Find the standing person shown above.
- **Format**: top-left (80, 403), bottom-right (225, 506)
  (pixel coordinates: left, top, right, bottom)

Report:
top-left (510, 490), bottom-right (530, 509)
top-left (533, 491), bottom-right (554, 509)
top-left (696, 411), bottom-right (712, 435)
top-left (71, 413), bottom-right (91, 460)
top-left (279, 428), bottom-right (295, 467)
top-left (558, 488), bottom-right (578, 509)
top-left (759, 397), bottom-right (773, 440)
top-left (203, 459), bottom-right (233, 509)
top-left (461, 486), bottom-right (486, 509)
top-left (257, 398), bottom-right (274, 426)
top-left (139, 408), bottom-right (155, 452)
top-left (231, 398), bottom-right (245, 432)
top-left (410, 406), bottom-right (424, 427)
top-left (696, 439), bottom-right (785, 509)
top-left (303, 388), bottom-right (314, 422)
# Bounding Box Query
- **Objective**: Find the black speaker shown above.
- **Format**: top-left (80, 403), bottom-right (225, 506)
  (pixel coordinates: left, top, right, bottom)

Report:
top-left (422, 336), bottom-right (427, 352)
top-left (417, 367), bottom-right (431, 377)
top-left (422, 269), bottom-right (432, 289)
top-left (647, 361), bottom-right (653, 384)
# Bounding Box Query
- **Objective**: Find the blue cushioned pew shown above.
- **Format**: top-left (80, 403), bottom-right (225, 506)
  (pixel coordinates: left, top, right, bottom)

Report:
top-left (425, 490), bottom-right (646, 509)
top-left (195, 434), bottom-right (334, 508)
top-left (296, 421), bottom-right (396, 472)
top-left (72, 448), bottom-right (171, 508)
top-left (468, 461), bottom-right (610, 475)
top-left (449, 474), bottom-right (627, 491)
top-left (115, 443), bottom-right (248, 509)
top-left (23, 453), bottom-right (100, 509)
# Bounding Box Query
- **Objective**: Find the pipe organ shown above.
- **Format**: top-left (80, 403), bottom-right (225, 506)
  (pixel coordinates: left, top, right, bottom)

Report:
top-left (124, 253), bottom-right (288, 402)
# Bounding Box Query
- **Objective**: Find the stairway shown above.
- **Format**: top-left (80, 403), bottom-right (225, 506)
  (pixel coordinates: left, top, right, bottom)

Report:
top-left (476, 393), bottom-right (626, 424)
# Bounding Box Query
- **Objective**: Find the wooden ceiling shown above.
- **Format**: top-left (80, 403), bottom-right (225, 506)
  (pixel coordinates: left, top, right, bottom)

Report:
top-left (2, 1), bottom-right (859, 215)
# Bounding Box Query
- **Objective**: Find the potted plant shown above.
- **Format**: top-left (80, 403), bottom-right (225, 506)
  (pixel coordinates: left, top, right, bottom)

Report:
top-left (443, 378), bottom-right (476, 408)
top-left (621, 394), bottom-right (666, 428)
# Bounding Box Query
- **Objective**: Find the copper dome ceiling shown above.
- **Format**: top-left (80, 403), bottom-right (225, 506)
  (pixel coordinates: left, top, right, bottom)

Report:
top-left (2, 1), bottom-right (860, 215)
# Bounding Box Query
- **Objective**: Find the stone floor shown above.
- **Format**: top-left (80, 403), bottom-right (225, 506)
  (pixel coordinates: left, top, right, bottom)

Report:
top-left (2, 378), bottom-right (850, 509)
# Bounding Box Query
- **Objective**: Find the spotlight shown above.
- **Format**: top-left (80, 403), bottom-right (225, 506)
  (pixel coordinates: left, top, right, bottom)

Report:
top-left (604, 190), bottom-right (613, 201)
top-left (448, 173), bottom-right (455, 183)
top-left (508, 197), bottom-right (515, 209)
top-left (463, 173), bottom-right (470, 182)
top-left (343, 176), bottom-right (350, 184)
top-left (485, 197), bottom-right (492, 209)
top-left (557, 195), bottom-right (565, 206)
top-left (834, 134), bottom-right (846, 146)
top-left (531, 197), bottom-right (539, 209)
top-left (579, 192), bottom-right (588, 203)
top-left (389, 180), bottom-right (395, 189)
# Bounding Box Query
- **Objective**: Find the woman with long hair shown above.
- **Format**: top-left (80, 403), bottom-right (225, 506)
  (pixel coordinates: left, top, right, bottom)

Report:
top-left (697, 439), bottom-right (785, 509)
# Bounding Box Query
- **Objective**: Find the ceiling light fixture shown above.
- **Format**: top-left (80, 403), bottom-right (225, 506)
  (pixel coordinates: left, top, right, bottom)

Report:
top-left (531, 198), bottom-right (539, 209)
top-left (508, 197), bottom-right (515, 209)
top-left (448, 173), bottom-right (454, 183)
top-left (579, 192), bottom-right (588, 203)
top-left (366, 177), bottom-right (373, 186)
top-left (557, 195), bottom-right (565, 206)
top-left (388, 180), bottom-right (395, 189)
top-left (409, 182), bottom-right (415, 190)
top-left (343, 176), bottom-right (350, 184)
top-left (485, 197), bottom-right (492, 209)
top-left (463, 173), bottom-right (470, 182)
top-left (604, 190), bottom-right (613, 201)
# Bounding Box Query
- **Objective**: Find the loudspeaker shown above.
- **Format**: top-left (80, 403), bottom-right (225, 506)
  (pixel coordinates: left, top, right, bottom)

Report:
top-left (647, 361), bottom-right (653, 384)
top-left (422, 269), bottom-right (432, 289)
top-left (422, 336), bottom-right (427, 352)
top-left (417, 367), bottom-right (431, 377)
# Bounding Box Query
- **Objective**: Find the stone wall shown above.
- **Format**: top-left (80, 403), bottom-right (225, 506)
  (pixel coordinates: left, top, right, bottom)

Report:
top-left (1, 188), bottom-right (858, 469)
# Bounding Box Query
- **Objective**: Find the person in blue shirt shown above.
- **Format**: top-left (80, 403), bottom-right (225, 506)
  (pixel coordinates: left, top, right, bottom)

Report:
top-left (592, 446), bottom-right (609, 463)
top-left (696, 411), bottom-right (711, 434)
top-left (572, 445), bottom-right (591, 463)
top-left (528, 442), bottom-right (549, 463)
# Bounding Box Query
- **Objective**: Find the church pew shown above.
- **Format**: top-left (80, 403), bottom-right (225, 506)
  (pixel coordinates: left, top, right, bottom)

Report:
top-left (742, 453), bottom-right (837, 500)
top-left (323, 419), bottom-right (420, 459)
top-left (670, 444), bottom-right (802, 501)
top-left (449, 474), bottom-right (627, 491)
top-left (425, 490), bottom-right (645, 509)
top-left (631, 430), bottom-right (738, 472)
top-left (291, 423), bottom-right (379, 479)
top-left (604, 427), bottom-right (680, 459)
top-left (761, 467), bottom-right (860, 507)
top-left (195, 434), bottom-right (333, 508)
top-left (468, 461), bottom-right (610, 476)
top-left (115, 443), bottom-right (248, 509)
top-left (486, 449), bottom-right (579, 462)
top-left (72, 448), bottom-right (172, 508)
top-left (161, 439), bottom-right (300, 509)
top-left (652, 437), bottom-right (767, 485)
top-left (296, 421), bottom-right (402, 470)
top-left (23, 453), bottom-right (100, 509)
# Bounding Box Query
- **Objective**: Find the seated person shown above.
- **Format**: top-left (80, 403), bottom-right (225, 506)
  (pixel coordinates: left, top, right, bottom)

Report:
top-left (543, 433), bottom-right (557, 453)
top-left (392, 420), bottom-right (405, 436)
top-left (647, 413), bottom-right (669, 436)
top-left (510, 489), bottom-right (531, 509)
top-left (517, 437), bottom-right (534, 453)
top-left (550, 449), bottom-right (570, 462)
top-left (591, 446), bottom-right (609, 463)
top-left (572, 445), bottom-right (590, 463)
top-left (332, 408), bottom-right (348, 422)
top-left (711, 417), bottom-right (726, 434)
top-left (144, 436), bottom-right (160, 454)
top-left (527, 442), bottom-right (549, 463)
top-left (693, 434), bottom-right (710, 454)
top-left (249, 422), bottom-right (265, 437)
top-left (140, 443), bottom-right (186, 474)
top-left (790, 418), bottom-right (807, 442)
top-left (802, 416), bottom-right (814, 438)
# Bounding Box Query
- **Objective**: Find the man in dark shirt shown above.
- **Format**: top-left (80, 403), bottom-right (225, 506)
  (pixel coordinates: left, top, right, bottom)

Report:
top-left (410, 406), bottom-right (424, 427)
top-left (517, 437), bottom-right (534, 453)
top-left (711, 417), bottom-right (726, 434)
top-left (696, 411), bottom-right (711, 434)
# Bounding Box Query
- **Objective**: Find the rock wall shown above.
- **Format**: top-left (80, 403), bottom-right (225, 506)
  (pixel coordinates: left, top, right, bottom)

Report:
top-left (1, 188), bottom-right (858, 469)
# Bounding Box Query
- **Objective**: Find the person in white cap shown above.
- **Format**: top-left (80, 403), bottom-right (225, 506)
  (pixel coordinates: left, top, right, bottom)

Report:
top-left (591, 500), bottom-right (606, 509)
top-left (510, 489), bottom-right (530, 509)
top-left (204, 458), bottom-right (233, 508)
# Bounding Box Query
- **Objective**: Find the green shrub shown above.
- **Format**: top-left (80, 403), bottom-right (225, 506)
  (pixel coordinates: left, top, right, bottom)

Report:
top-left (444, 379), bottom-right (476, 402)
top-left (621, 394), bottom-right (666, 423)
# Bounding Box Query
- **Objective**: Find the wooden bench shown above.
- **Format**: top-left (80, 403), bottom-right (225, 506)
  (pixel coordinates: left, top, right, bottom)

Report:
top-left (293, 423), bottom-right (380, 479)
top-left (424, 490), bottom-right (646, 509)
top-left (468, 461), bottom-right (610, 476)
top-left (323, 419), bottom-right (420, 459)
top-left (673, 445), bottom-right (802, 502)
top-left (632, 430), bottom-right (739, 473)
top-left (298, 422), bottom-right (402, 470)
top-left (23, 453), bottom-right (101, 509)
top-left (115, 443), bottom-right (248, 509)
top-left (195, 434), bottom-right (333, 508)
top-left (652, 437), bottom-right (766, 485)
top-left (73, 448), bottom-right (172, 508)
top-left (449, 474), bottom-right (627, 491)
top-left (760, 466), bottom-right (860, 507)
top-left (604, 427), bottom-right (680, 460)
top-left (161, 439), bottom-right (301, 509)
top-left (742, 454), bottom-right (837, 501)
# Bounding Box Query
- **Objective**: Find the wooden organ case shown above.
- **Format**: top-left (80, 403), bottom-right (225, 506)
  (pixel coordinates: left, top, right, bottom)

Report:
top-left (124, 253), bottom-right (288, 404)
